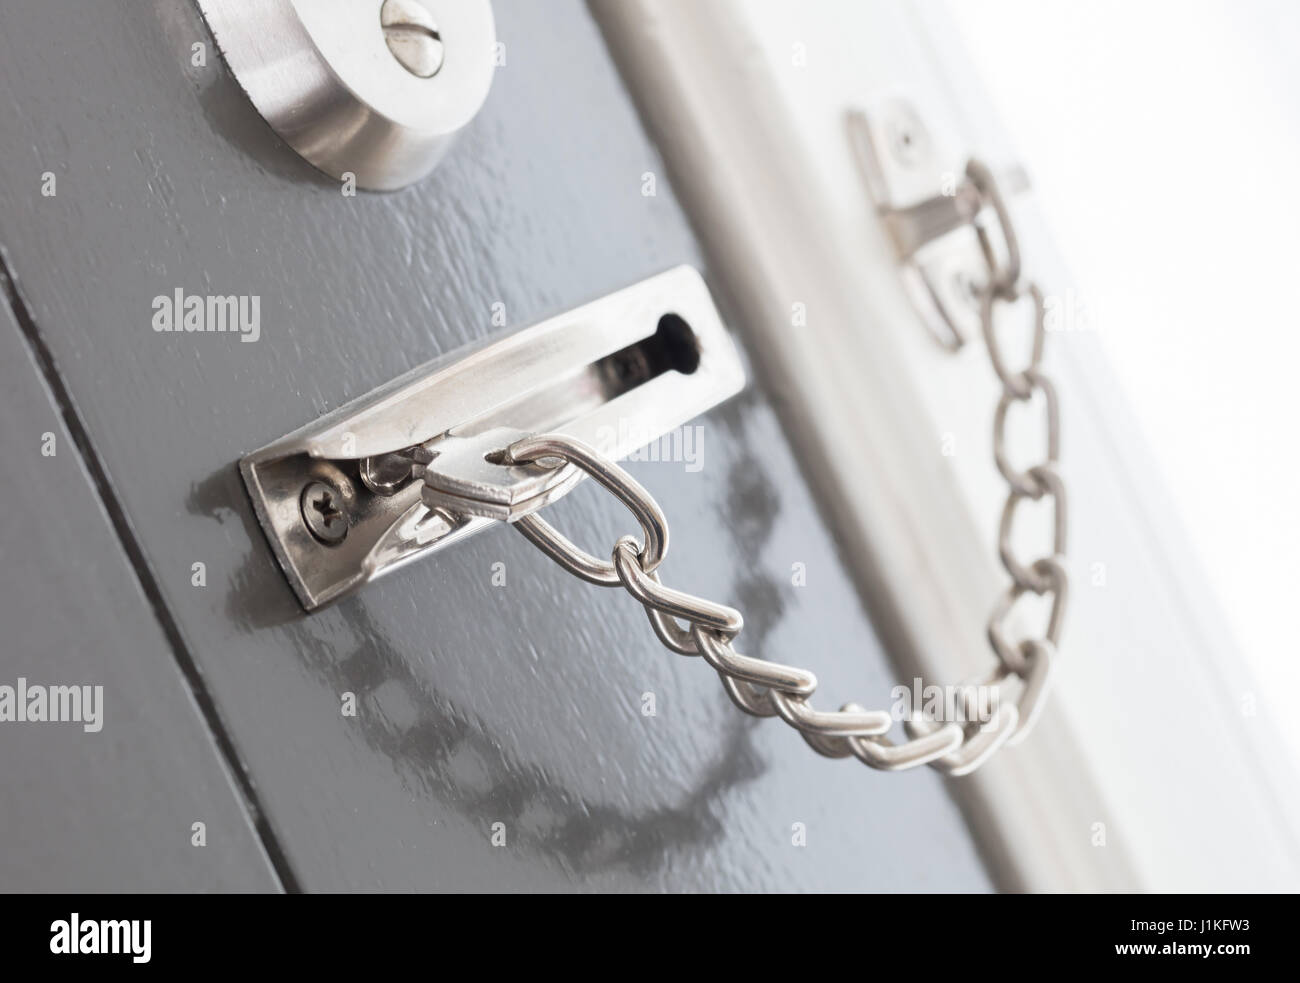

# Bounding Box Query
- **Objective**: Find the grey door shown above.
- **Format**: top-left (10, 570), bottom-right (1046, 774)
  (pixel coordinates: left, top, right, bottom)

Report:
top-left (0, 0), bottom-right (990, 892)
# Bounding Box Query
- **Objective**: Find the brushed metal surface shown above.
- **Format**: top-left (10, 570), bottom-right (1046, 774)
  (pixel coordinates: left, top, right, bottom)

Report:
top-left (196, 0), bottom-right (496, 189)
top-left (241, 265), bottom-right (745, 608)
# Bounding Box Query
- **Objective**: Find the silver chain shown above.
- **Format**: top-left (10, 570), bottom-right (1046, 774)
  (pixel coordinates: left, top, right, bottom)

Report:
top-left (452, 158), bottom-right (1066, 777)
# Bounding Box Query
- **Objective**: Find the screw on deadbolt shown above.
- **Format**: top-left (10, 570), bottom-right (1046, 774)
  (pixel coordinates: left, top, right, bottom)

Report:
top-left (381, 0), bottom-right (444, 79)
top-left (300, 481), bottom-right (349, 545)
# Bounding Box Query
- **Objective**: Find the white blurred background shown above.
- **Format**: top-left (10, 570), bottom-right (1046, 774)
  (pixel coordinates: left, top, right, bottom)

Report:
top-left (950, 0), bottom-right (1300, 762)
top-left (624, 0), bottom-right (1300, 886)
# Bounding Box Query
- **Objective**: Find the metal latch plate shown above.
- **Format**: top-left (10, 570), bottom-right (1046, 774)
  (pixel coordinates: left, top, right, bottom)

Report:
top-left (240, 266), bottom-right (745, 610)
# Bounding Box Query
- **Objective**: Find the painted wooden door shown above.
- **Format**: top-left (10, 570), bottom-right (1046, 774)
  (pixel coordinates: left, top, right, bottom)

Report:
top-left (0, 0), bottom-right (990, 892)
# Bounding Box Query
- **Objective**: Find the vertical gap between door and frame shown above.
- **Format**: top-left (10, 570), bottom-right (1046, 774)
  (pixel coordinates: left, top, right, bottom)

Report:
top-left (0, 248), bottom-right (302, 894)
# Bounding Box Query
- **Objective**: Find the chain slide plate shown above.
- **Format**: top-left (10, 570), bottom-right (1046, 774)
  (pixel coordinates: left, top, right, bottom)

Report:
top-left (240, 266), bottom-right (745, 610)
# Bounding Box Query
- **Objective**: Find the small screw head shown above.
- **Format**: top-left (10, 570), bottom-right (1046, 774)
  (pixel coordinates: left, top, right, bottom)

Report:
top-left (381, 0), bottom-right (444, 79)
top-left (301, 481), bottom-right (349, 545)
top-left (886, 104), bottom-right (930, 169)
top-left (951, 268), bottom-right (982, 309)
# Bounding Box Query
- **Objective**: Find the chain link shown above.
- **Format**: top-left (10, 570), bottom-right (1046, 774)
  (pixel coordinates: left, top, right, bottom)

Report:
top-left (475, 157), bottom-right (1067, 776)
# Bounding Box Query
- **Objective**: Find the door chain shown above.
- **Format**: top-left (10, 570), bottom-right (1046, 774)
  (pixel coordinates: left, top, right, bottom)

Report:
top-left (419, 159), bottom-right (1067, 776)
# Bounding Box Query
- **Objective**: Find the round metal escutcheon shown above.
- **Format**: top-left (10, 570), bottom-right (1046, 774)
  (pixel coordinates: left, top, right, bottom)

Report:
top-left (197, 0), bottom-right (497, 190)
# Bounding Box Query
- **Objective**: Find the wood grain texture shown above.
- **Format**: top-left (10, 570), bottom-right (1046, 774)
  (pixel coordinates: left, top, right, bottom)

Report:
top-left (0, 288), bottom-right (280, 892)
top-left (0, 0), bottom-right (991, 890)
